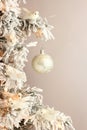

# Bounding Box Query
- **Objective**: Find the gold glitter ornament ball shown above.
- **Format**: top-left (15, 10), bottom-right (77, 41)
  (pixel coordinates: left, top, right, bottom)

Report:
top-left (32, 50), bottom-right (54, 73)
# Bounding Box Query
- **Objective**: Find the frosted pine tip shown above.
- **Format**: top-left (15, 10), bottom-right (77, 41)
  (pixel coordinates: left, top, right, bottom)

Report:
top-left (4, 88), bottom-right (7, 92)
top-left (0, 126), bottom-right (8, 130)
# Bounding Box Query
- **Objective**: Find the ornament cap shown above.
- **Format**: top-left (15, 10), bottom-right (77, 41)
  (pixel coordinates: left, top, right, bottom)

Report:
top-left (40, 49), bottom-right (45, 54)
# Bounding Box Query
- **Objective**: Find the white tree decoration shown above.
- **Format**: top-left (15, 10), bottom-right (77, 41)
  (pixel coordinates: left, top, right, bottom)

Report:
top-left (0, 0), bottom-right (75, 130)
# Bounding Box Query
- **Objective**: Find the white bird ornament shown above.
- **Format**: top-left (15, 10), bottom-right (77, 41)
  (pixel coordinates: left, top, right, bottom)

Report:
top-left (22, 8), bottom-right (40, 23)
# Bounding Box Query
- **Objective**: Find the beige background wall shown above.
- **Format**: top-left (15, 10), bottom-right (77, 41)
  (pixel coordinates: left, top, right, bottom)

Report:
top-left (24, 0), bottom-right (87, 130)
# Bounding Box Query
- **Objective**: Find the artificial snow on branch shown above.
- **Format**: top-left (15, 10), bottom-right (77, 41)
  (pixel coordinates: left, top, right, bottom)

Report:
top-left (0, 0), bottom-right (75, 130)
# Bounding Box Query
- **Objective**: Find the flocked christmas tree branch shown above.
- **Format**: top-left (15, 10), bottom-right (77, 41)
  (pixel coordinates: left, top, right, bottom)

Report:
top-left (0, 0), bottom-right (75, 130)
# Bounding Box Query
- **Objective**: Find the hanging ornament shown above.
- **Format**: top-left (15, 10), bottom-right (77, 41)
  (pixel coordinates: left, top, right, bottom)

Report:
top-left (32, 50), bottom-right (54, 73)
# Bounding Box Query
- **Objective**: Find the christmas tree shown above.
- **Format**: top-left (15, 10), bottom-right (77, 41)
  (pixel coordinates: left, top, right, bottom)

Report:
top-left (0, 0), bottom-right (75, 130)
